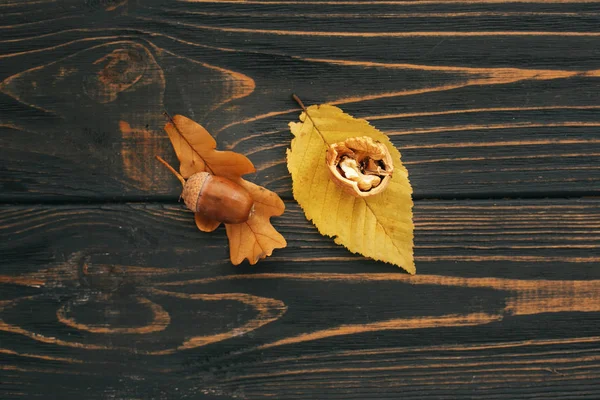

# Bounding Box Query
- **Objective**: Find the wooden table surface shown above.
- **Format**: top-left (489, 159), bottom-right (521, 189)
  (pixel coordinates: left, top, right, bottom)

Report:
top-left (1, 1), bottom-right (600, 399)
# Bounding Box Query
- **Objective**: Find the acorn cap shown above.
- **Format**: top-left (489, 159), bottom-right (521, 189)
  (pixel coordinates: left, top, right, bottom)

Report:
top-left (181, 172), bottom-right (210, 212)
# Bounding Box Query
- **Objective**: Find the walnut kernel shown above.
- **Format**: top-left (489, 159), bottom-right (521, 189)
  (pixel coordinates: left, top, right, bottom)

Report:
top-left (326, 136), bottom-right (394, 198)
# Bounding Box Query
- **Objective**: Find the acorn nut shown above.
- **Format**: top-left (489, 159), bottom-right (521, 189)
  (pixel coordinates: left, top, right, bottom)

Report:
top-left (181, 172), bottom-right (254, 224)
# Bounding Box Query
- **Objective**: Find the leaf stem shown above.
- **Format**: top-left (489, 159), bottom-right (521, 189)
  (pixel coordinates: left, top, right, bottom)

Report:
top-left (155, 155), bottom-right (186, 187)
top-left (292, 94), bottom-right (329, 145)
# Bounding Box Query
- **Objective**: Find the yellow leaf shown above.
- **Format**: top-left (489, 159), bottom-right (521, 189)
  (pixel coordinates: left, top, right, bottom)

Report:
top-left (287, 105), bottom-right (414, 274)
top-left (165, 115), bottom-right (255, 179)
top-left (226, 179), bottom-right (287, 265)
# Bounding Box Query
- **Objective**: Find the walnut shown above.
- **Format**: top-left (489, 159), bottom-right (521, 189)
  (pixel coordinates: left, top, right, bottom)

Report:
top-left (326, 136), bottom-right (394, 197)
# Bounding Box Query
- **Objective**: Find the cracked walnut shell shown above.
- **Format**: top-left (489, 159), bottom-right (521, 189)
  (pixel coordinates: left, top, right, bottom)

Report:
top-left (326, 136), bottom-right (394, 198)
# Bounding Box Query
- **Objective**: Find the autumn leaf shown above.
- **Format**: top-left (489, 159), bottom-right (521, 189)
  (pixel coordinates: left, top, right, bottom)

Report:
top-left (226, 179), bottom-right (286, 265)
top-left (287, 104), bottom-right (414, 274)
top-left (163, 114), bottom-right (286, 264)
top-left (164, 114), bottom-right (255, 179)
top-left (195, 213), bottom-right (221, 233)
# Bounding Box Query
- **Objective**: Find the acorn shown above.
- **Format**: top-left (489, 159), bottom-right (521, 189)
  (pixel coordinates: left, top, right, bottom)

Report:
top-left (156, 156), bottom-right (254, 224)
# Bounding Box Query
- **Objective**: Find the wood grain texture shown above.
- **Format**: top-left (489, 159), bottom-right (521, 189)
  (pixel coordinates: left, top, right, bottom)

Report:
top-left (1, 0), bottom-right (599, 200)
top-left (1, 0), bottom-right (599, 399)
top-left (1, 200), bottom-right (599, 398)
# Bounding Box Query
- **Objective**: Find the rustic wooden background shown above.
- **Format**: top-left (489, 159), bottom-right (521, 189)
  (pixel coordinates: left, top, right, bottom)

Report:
top-left (1, 0), bottom-right (600, 398)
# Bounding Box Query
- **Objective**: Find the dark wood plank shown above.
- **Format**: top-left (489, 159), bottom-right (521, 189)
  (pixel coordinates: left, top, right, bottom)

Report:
top-left (1, 0), bottom-right (599, 200)
top-left (1, 199), bottom-right (599, 399)
top-left (2, 1), bottom-right (600, 399)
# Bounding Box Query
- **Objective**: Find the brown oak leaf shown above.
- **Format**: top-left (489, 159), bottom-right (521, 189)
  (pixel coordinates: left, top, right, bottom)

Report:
top-left (226, 179), bottom-right (286, 265)
top-left (163, 114), bottom-right (286, 264)
top-left (164, 114), bottom-right (255, 179)
top-left (194, 213), bottom-right (221, 233)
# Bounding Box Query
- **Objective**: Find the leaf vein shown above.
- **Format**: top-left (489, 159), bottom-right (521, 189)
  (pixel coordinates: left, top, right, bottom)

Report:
top-left (365, 202), bottom-right (404, 261)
